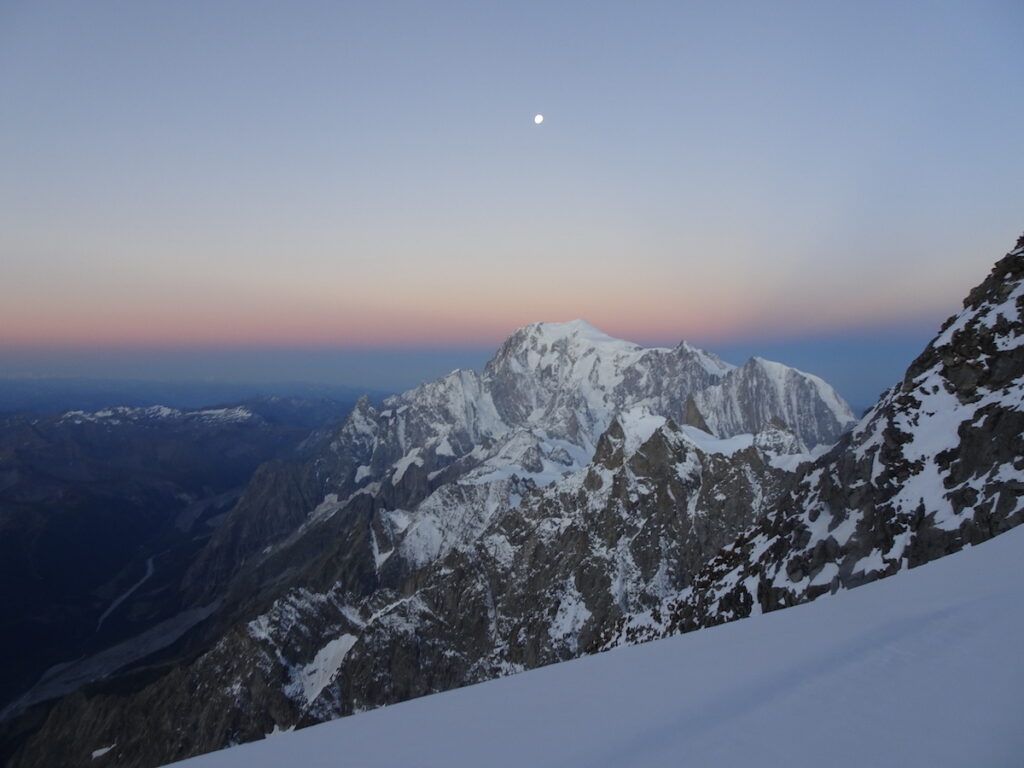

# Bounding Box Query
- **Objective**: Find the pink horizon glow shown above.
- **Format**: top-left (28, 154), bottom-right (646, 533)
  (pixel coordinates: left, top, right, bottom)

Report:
top-left (0, 304), bottom-right (949, 351)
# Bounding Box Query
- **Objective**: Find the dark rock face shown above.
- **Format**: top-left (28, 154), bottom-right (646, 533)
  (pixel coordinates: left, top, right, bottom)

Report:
top-left (180, 459), bottom-right (322, 604)
top-left (682, 393), bottom-right (712, 433)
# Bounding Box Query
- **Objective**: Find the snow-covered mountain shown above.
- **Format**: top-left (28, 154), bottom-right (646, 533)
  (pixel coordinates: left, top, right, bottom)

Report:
top-left (162, 238), bottom-right (1019, 768)
top-left (10, 234), bottom-right (1021, 767)
top-left (323, 318), bottom-right (738, 498)
top-left (59, 405), bottom-right (255, 425)
top-left (337, 318), bottom-right (847, 491)
top-left (179, 319), bottom-right (850, 604)
top-left (20, 228), bottom-right (1024, 768)
top-left (691, 356), bottom-right (855, 451)
top-left (5, 316), bottom-right (860, 767)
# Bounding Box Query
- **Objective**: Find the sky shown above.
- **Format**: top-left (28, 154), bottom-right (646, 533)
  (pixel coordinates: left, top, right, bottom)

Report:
top-left (1, 1), bottom-right (1022, 406)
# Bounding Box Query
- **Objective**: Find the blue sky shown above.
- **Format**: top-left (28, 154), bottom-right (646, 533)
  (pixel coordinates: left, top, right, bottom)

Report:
top-left (1, 1), bottom-right (1021, 406)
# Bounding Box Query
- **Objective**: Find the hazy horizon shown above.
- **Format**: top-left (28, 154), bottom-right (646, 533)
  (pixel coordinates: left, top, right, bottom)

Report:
top-left (0, 316), bottom-right (942, 411)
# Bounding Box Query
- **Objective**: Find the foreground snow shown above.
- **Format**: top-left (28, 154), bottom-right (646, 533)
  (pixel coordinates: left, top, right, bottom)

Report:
top-left (169, 526), bottom-right (1024, 768)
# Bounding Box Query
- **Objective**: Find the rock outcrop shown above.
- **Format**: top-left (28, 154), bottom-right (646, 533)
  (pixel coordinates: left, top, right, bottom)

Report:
top-left (605, 237), bottom-right (1024, 646)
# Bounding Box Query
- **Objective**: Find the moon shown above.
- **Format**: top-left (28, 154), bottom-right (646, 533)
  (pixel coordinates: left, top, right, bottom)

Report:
top-left (534, 114), bottom-right (544, 125)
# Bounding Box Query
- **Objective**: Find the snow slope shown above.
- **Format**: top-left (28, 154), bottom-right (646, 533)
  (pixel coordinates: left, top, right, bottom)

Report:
top-left (168, 525), bottom-right (1024, 768)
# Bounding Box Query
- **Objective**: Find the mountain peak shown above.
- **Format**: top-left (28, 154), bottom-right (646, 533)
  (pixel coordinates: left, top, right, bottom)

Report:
top-left (534, 318), bottom-right (603, 334)
top-left (485, 320), bottom-right (646, 381)
top-left (511, 319), bottom-right (642, 351)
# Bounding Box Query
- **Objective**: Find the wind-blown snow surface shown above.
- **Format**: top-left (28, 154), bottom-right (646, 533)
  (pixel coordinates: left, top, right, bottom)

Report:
top-left (169, 527), bottom-right (1024, 768)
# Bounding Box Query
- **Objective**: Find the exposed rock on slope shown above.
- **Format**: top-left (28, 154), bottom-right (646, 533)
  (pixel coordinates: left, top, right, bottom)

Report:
top-left (11, 415), bottom-right (798, 768)
top-left (607, 238), bottom-right (1024, 645)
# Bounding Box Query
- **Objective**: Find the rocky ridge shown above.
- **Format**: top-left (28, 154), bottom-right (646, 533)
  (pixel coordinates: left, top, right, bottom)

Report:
top-left (604, 237), bottom-right (1024, 647)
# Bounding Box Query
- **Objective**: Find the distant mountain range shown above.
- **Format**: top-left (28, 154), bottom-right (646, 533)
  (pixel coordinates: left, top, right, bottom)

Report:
top-left (2, 236), bottom-right (1022, 768)
top-left (0, 378), bottom-right (382, 417)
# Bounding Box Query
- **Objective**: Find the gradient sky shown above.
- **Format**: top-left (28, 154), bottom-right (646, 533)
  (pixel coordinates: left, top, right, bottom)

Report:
top-left (1, 1), bottom-right (1022, 404)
